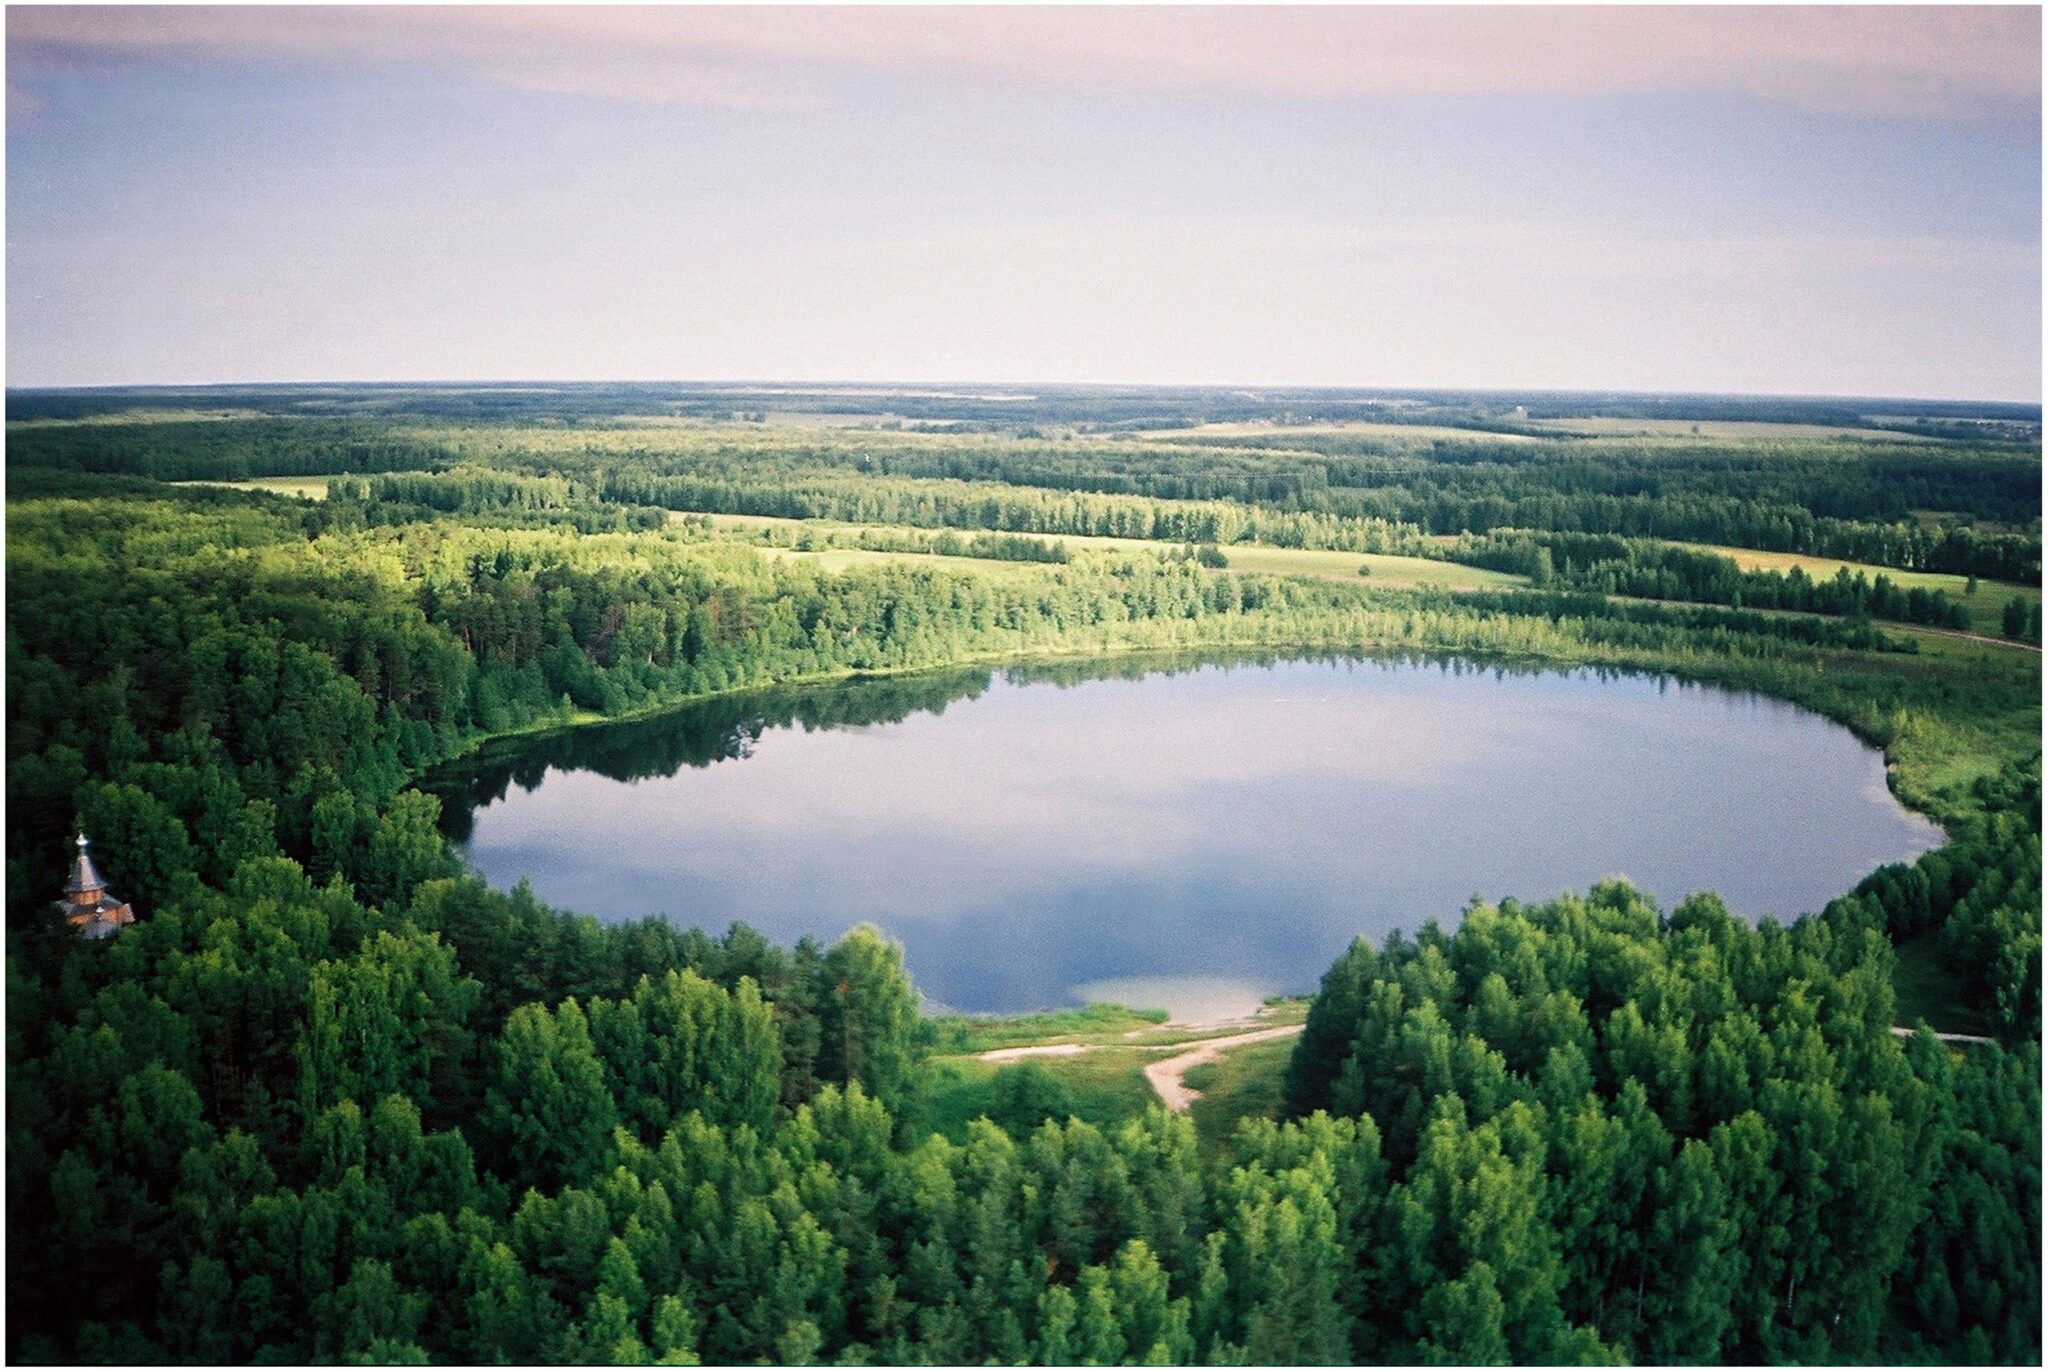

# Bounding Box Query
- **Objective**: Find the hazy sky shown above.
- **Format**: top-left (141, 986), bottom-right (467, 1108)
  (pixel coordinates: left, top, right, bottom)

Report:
top-left (6, 5), bottom-right (2041, 398)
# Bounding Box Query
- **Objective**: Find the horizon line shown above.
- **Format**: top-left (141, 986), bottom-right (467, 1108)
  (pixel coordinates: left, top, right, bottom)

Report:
top-left (5, 377), bottom-right (2041, 410)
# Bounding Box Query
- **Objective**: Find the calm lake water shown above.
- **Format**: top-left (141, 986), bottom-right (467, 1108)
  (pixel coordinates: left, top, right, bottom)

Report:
top-left (429, 654), bottom-right (1944, 1018)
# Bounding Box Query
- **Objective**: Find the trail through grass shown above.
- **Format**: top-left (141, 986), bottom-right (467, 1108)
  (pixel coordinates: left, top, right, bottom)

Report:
top-left (1182, 1036), bottom-right (1300, 1157)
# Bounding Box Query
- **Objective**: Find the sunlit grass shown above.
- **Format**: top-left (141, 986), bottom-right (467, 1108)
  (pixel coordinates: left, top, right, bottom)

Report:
top-left (690, 510), bottom-right (1528, 591)
top-left (177, 474), bottom-right (336, 500)
top-left (1526, 416), bottom-right (1945, 442)
top-left (1220, 543), bottom-right (1524, 591)
top-left (1670, 540), bottom-right (2041, 636)
top-left (927, 1002), bottom-right (1169, 1054)
top-left (922, 1051), bottom-right (1159, 1143)
top-left (1107, 419), bottom-right (1539, 444)
top-left (1182, 1036), bottom-right (1298, 1158)
top-left (920, 1000), bottom-right (1314, 1144)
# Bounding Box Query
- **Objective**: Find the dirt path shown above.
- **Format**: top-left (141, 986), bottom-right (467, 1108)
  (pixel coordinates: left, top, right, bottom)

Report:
top-left (983, 1021), bottom-right (1990, 1110)
top-left (1901, 625), bottom-right (2042, 654)
top-left (1890, 1025), bottom-right (1999, 1046)
top-left (1142, 1025), bottom-right (1304, 1112)
top-left (977, 1043), bottom-right (1089, 1063)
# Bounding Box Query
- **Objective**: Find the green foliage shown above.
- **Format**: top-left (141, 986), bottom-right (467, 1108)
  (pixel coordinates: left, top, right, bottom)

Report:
top-left (816, 925), bottom-right (926, 1122)
top-left (1181, 1036), bottom-right (1294, 1158)
top-left (1281, 878), bottom-right (2042, 1364)
top-left (922, 1054), bottom-right (1158, 1144)
top-left (1450, 530), bottom-right (1979, 628)
top-left (5, 393), bottom-right (2039, 1364)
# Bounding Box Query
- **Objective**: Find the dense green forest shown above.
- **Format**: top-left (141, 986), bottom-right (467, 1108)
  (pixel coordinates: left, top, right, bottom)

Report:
top-left (6, 385), bottom-right (2041, 1364)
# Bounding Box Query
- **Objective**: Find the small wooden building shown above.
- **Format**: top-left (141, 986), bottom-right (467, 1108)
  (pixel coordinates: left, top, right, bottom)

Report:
top-left (59, 833), bottom-right (136, 939)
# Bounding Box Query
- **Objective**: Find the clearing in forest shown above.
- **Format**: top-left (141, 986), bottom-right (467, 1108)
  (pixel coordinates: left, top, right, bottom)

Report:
top-left (693, 511), bottom-right (1527, 591)
top-left (1664, 539), bottom-right (2042, 635)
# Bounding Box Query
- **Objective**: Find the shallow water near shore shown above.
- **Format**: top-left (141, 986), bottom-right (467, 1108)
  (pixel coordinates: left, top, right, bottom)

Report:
top-left (429, 652), bottom-right (1944, 1017)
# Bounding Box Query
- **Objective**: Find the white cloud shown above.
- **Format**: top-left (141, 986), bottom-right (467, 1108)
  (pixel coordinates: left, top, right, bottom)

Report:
top-left (7, 5), bottom-right (2039, 118)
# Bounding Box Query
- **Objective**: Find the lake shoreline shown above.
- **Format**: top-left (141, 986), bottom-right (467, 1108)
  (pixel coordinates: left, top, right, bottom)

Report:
top-left (438, 652), bottom-right (1946, 1018)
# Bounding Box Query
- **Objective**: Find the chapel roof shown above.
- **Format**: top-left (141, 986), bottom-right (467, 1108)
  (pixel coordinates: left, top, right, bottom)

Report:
top-left (63, 833), bottom-right (107, 896)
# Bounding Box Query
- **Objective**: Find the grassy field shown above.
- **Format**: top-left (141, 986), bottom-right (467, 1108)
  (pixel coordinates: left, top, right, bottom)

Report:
top-left (1182, 1036), bottom-right (1298, 1157)
top-left (1111, 419), bottom-right (1538, 444)
top-left (1220, 543), bottom-right (1524, 591)
top-left (754, 543), bottom-right (1048, 576)
top-left (695, 511), bottom-right (1528, 591)
top-left (1868, 629), bottom-right (2042, 819)
top-left (921, 999), bottom-right (1312, 1144)
top-left (930, 998), bottom-right (1309, 1055)
top-left (1671, 540), bottom-right (2042, 635)
top-left (927, 1003), bottom-right (1169, 1055)
top-left (923, 1051), bottom-right (1158, 1143)
top-left (9, 408), bottom-right (272, 427)
top-left (179, 489), bottom-right (2015, 630)
top-left (179, 475), bottom-right (335, 500)
top-left (1527, 417), bottom-right (1941, 442)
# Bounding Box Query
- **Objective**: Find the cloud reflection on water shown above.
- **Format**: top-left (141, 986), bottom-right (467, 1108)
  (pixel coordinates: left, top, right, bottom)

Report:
top-left (453, 657), bottom-right (1944, 1013)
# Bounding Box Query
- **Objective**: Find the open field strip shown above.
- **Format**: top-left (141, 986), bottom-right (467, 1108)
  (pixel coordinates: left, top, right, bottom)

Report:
top-left (1105, 419), bottom-right (1540, 443)
top-left (1897, 625), bottom-right (2043, 654)
top-left (1677, 538), bottom-right (2038, 592)
top-left (1217, 542), bottom-right (1522, 590)
top-left (176, 474), bottom-right (335, 499)
top-left (692, 510), bottom-right (1527, 591)
top-left (747, 543), bottom-right (1048, 577)
top-left (1525, 416), bottom-right (1947, 442)
top-left (978, 1043), bottom-right (1089, 1062)
top-left (9, 408), bottom-right (273, 427)
top-left (1662, 539), bottom-right (2041, 634)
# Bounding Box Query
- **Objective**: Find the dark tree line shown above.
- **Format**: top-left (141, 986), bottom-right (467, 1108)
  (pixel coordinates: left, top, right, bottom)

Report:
top-left (1448, 531), bottom-right (1977, 629)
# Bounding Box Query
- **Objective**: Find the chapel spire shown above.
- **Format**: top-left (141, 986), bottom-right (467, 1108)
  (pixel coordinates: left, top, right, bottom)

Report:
top-left (58, 832), bottom-right (137, 939)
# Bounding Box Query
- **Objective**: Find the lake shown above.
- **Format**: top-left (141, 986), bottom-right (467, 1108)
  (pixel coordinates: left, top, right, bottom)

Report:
top-left (429, 653), bottom-right (1945, 1019)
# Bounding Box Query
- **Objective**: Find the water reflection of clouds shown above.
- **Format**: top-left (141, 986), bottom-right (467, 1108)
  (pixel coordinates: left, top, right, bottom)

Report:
top-left (489, 675), bottom-right (1539, 850)
top-left (460, 657), bottom-right (1947, 1013)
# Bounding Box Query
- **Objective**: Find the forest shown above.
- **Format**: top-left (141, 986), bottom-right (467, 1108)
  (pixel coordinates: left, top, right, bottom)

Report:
top-left (4, 383), bottom-right (2041, 1365)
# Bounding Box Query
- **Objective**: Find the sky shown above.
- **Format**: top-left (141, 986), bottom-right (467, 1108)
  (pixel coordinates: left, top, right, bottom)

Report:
top-left (5, 5), bottom-right (2041, 399)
